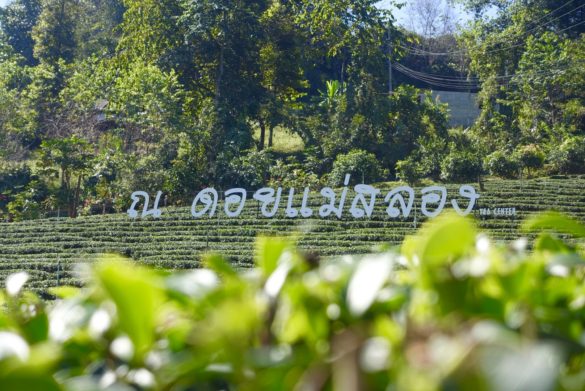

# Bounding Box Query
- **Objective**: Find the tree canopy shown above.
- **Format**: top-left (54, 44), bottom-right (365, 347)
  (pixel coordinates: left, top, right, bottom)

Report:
top-left (0, 0), bottom-right (584, 220)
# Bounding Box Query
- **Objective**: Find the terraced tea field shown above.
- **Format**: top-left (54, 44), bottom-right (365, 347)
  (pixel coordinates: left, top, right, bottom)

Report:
top-left (1, 178), bottom-right (584, 292)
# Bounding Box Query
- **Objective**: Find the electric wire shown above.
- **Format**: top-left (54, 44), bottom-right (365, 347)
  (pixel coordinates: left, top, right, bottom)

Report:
top-left (392, 58), bottom-right (584, 90)
top-left (392, 64), bottom-right (481, 90)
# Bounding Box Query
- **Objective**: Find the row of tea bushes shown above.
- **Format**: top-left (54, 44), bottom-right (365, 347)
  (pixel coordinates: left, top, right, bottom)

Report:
top-left (0, 178), bottom-right (584, 292)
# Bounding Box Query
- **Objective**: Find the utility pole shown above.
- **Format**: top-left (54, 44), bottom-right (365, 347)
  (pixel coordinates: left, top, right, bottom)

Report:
top-left (388, 21), bottom-right (393, 94)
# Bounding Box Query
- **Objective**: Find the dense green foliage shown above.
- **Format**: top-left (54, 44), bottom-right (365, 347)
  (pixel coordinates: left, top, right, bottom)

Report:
top-left (459, 0), bottom-right (585, 170)
top-left (0, 0), bottom-right (583, 221)
top-left (0, 212), bottom-right (584, 390)
top-left (485, 150), bottom-right (520, 179)
top-left (329, 149), bottom-right (384, 185)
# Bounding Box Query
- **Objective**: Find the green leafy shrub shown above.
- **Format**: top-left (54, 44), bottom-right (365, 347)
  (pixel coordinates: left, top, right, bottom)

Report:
top-left (384, 85), bottom-right (449, 170)
top-left (0, 161), bottom-right (32, 215)
top-left (218, 149), bottom-right (273, 189)
top-left (485, 150), bottom-right (520, 179)
top-left (268, 160), bottom-right (321, 188)
top-left (1, 213), bottom-right (585, 390)
top-left (167, 151), bottom-right (206, 201)
top-left (395, 157), bottom-right (421, 184)
top-left (415, 134), bottom-right (449, 180)
top-left (440, 150), bottom-right (483, 182)
top-left (514, 144), bottom-right (545, 176)
top-left (123, 155), bottom-right (169, 195)
top-left (549, 136), bottom-right (585, 174)
top-left (3, 178), bottom-right (49, 221)
top-left (330, 149), bottom-right (384, 185)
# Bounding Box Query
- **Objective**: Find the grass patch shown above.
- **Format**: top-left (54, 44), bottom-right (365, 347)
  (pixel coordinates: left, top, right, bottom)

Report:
top-left (252, 125), bottom-right (305, 154)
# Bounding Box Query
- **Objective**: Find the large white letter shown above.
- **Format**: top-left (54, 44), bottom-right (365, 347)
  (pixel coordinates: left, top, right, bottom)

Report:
top-left (384, 186), bottom-right (414, 218)
top-left (350, 184), bottom-right (380, 218)
top-left (127, 191), bottom-right (162, 219)
top-left (191, 188), bottom-right (219, 218)
top-left (285, 188), bottom-right (299, 218)
top-left (224, 188), bottom-right (247, 218)
top-left (421, 186), bottom-right (447, 218)
top-left (299, 187), bottom-right (313, 218)
top-left (451, 185), bottom-right (480, 216)
top-left (319, 174), bottom-right (350, 218)
top-left (253, 187), bottom-right (283, 218)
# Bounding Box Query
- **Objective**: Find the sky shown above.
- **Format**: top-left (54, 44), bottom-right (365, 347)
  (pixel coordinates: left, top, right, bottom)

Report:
top-left (0, 0), bottom-right (8, 8)
top-left (377, 0), bottom-right (477, 31)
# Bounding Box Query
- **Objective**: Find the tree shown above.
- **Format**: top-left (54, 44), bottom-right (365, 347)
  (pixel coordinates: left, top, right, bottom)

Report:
top-left (0, 55), bottom-right (37, 158)
top-left (404, 0), bottom-right (456, 39)
top-left (0, 161), bottom-right (32, 218)
top-left (59, 57), bottom-right (186, 147)
top-left (32, 0), bottom-right (78, 64)
top-left (58, 56), bottom-right (201, 203)
top-left (38, 135), bottom-right (94, 218)
top-left (511, 32), bottom-right (585, 143)
top-left (440, 149), bottom-right (483, 183)
top-left (549, 136), bottom-right (585, 175)
top-left (395, 0), bottom-right (470, 91)
top-left (75, 0), bottom-right (125, 58)
top-left (0, 0), bottom-right (42, 65)
top-left (257, 0), bottom-right (308, 150)
top-left (117, 0), bottom-right (183, 66)
top-left (395, 157), bottom-right (422, 184)
top-left (286, 0), bottom-right (404, 170)
top-left (485, 150), bottom-right (520, 179)
top-left (460, 0), bottom-right (585, 154)
top-left (384, 85), bottom-right (449, 171)
top-left (514, 144), bottom-right (545, 177)
top-left (330, 149), bottom-right (384, 185)
top-left (179, 0), bottom-right (268, 177)
top-left (458, 0), bottom-right (585, 35)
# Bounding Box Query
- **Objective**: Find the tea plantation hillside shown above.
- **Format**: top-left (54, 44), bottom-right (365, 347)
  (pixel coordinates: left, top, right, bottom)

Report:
top-left (1, 178), bottom-right (585, 292)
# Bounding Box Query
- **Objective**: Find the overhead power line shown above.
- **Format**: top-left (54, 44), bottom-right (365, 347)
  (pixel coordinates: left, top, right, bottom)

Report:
top-left (393, 64), bottom-right (478, 83)
top-left (392, 58), bottom-right (585, 90)
top-left (392, 64), bottom-right (481, 90)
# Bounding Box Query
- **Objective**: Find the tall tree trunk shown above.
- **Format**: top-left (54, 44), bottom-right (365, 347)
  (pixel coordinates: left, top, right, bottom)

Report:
top-left (70, 175), bottom-right (82, 218)
top-left (268, 126), bottom-right (274, 148)
top-left (63, 172), bottom-right (71, 216)
top-left (258, 118), bottom-right (266, 151)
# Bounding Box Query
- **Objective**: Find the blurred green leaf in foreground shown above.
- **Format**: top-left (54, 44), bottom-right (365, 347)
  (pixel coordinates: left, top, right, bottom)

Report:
top-left (0, 212), bottom-right (584, 390)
